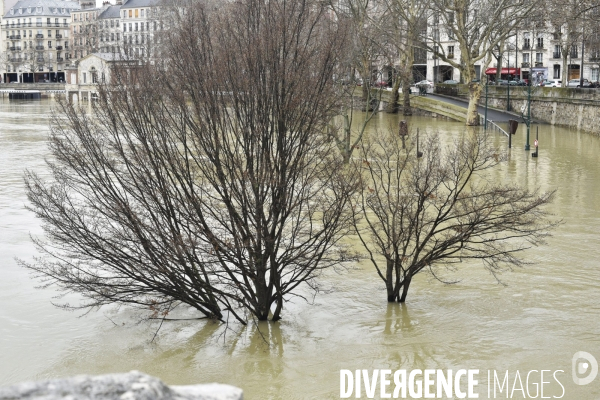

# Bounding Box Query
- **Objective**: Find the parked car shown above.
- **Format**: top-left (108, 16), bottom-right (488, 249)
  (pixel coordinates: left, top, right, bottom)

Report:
top-left (372, 80), bottom-right (389, 88)
top-left (540, 80), bottom-right (560, 87)
top-left (443, 79), bottom-right (458, 84)
top-left (496, 79), bottom-right (509, 85)
top-left (566, 79), bottom-right (591, 88)
top-left (415, 80), bottom-right (434, 88)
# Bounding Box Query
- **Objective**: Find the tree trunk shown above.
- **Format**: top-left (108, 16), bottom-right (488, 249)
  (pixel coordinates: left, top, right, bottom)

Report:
top-left (402, 80), bottom-right (412, 116)
top-left (398, 276), bottom-right (412, 303)
top-left (466, 82), bottom-right (482, 126)
top-left (386, 258), bottom-right (395, 301)
top-left (385, 78), bottom-right (401, 113)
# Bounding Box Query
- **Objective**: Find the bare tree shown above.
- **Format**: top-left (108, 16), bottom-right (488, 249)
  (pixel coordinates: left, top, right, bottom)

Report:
top-left (380, 0), bottom-right (429, 114)
top-left (427, 0), bottom-right (536, 125)
top-left (352, 127), bottom-right (556, 302)
top-left (23, 0), bottom-right (356, 324)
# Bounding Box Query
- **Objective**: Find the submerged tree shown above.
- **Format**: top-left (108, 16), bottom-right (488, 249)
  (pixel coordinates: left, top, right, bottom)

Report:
top-left (23, 0), bottom-right (356, 324)
top-left (353, 127), bottom-right (556, 302)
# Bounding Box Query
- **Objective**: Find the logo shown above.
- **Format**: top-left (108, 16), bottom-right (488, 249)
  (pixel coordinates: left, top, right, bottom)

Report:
top-left (572, 351), bottom-right (598, 385)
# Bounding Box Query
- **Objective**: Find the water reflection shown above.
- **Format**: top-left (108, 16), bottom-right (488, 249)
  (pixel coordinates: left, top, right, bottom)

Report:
top-left (1, 99), bottom-right (600, 399)
top-left (383, 303), bottom-right (414, 335)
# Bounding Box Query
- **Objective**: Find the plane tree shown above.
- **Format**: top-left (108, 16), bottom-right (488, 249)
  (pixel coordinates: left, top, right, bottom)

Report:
top-left (425, 0), bottom-right (536, 125)
top-left (352, 127), bottom-right (556, 302)
top-left (22, 0), bottom-right (356, 324)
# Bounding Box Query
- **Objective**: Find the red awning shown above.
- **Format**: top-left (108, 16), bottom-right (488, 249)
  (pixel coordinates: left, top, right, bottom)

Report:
top-left (485, 68), bottom-right (521, 75)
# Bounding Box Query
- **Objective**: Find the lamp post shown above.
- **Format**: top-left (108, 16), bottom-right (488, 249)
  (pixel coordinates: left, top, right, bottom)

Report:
top-left (580, 28), bottom-right (585, 88)
top-left (484, 77), bottom-right (489, 129)
top-left (507, 76), bottom-right (511, 111)
top-left (524, 83), bottom-right (531, 150)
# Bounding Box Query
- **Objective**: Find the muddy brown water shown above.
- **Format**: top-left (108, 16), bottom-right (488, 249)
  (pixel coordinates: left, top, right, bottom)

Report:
top-left (1, 99), bottom-right (599, 399)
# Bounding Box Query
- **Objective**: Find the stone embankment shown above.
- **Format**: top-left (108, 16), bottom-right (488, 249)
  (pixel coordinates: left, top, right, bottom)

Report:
top-left (0, 371), bottom-right (243, 400)
top-left (479, 86), bottom-right (600, 134)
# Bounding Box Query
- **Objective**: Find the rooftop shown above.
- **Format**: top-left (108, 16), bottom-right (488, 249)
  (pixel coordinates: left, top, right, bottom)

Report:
top-left (4, 0), bottom-right (80, 18)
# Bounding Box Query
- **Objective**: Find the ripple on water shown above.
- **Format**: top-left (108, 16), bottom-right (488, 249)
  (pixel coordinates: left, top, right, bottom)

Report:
top-left (1, 101), bottom-right (600, 399)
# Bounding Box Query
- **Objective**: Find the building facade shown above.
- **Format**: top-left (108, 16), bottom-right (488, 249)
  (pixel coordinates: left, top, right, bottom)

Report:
top-left (2, 0), bottom-right (80, 83)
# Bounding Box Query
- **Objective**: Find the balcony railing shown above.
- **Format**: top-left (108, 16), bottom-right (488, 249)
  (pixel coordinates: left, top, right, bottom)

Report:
top-left (536, 44), bottom-right (544, 49)
top-left (535, 62), bottom-right (544, 67)
top-left (36, 45), bottom-right (44, 50)
top-left (36, 58), bottom-right (44, 63)
top-left (10, 58), bottom-right (23, 63)
top-left (552, 52), bottom-right (561, 59)
top-left (570, 53), bottom-right (579, 58)
top-left (56, 34), bottom-right (63, 39)
top-left (9, 35), bottom-right (21, 39)
top-left (522, 45), bottom-right (531, 50)
top-left (57, 57), bottom-right (64, 62)
top-left (56, 45), bottom-right (63, 50)
top-left (448, 54), bottom-right (454, 59)
top-left (36, 34), bottom-right (44, 38)
top-left (9, 46), bottom-right (21, 51)
top-left (589, 56), bottom-right (600, 62)
top-left (521, 62), bottom-right (530, 68)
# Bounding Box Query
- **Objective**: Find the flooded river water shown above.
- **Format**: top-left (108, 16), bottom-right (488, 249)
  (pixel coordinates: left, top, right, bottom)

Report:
top-left (1, 99), bottom-right (599, 399)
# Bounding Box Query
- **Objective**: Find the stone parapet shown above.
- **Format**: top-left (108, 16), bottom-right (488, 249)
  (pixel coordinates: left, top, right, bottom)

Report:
top-left (0, 371), bottom-right (243, 400)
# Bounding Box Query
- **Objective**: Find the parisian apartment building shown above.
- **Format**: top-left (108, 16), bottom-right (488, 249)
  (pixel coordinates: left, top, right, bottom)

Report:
top-left (2, 1), bottom-right (599, 85)
top-left (1, 0), bottom-right (160, 83)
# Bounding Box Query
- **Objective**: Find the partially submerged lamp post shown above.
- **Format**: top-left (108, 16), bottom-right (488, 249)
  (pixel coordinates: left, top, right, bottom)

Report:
top-left (399, 120), bottom-right (408, 149)
top-left (416, 128), bottom-right (423, 158)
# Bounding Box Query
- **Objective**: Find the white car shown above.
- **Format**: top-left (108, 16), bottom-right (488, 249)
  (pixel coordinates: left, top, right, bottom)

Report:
top-left (415, 80), bottom-right (434, 88)
top-left (540, 80), bottom-right (560, 87)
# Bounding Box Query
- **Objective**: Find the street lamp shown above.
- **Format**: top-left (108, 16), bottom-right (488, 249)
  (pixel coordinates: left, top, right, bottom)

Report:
top-left (521, 83), bottom-right (532, 150)
top-left (484, 76), bottom-right (489, 129)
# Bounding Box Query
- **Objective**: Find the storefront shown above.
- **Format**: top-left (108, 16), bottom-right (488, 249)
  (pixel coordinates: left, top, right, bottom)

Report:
top-left (484, 67), bottom-right (521, 82)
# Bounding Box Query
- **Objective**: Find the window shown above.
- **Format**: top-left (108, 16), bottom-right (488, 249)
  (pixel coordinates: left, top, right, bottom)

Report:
top-left (135, 22), bottom-right (138, 31)
top-left (48, 40), bottom-right (52, 48)
top-left (553, 45), bottom-right (561, 59)
top-left (536, 53), bottom-right (543, 63)
top-left (448, 45), bottom-right (454, 58)
top-left (523, 53), bottom-right (530, 63)
top-left (570, 45), bottom-right (578, 58)
top-left (47, 30), bottom-right (51, 37)
top-left (141, 9), bottom-right (144, 17)
top-left (116, 33), bottom-right (120, 40)
top-left (135, 9), bottom-right (138, 17)
top-left (129, 10), bottom-right (132, 17)
top-left (553, 65), bottom-right (560, 79)
top-left (592, 68), bottom-right (599, 81)
top-left (83, 72), bottom-right (86, 83)
top-left (536, 36), bottom-right (543, 49)
top-left (523, 32), bottom-right (530, 49)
